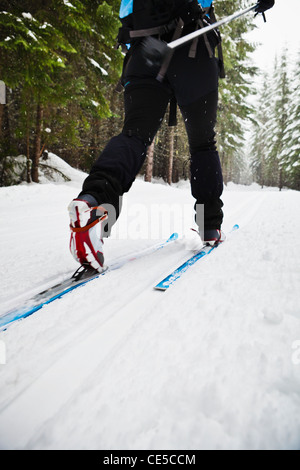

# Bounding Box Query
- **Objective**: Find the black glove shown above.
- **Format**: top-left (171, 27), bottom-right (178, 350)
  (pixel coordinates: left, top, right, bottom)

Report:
top-left (255, 0), bottom-right (275, 13)
top-left (141, 37), bottom-right (169, 68)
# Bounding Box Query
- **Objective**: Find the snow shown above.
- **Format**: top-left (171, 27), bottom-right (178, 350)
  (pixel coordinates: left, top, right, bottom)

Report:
top-left (27, 30), bottom-right (38, 42)
top-left (39, 152), bottom-right (85, 184)
top-left (22, 12), bottom-right (33, 21)
top-left (63, 0), bottom-right (76, 9)
top-left (88, 57), bottom-right (108, 76)
top-left (0, 155), bottom-right (300, 450)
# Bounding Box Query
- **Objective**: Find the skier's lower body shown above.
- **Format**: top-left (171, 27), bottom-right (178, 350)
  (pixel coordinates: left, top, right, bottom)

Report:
top-left (69, 35), bottom-right (224, 272)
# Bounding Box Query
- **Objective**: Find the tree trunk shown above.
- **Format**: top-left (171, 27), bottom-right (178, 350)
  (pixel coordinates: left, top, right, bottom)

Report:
top-left (261, 153), bottom-right (265, 189)
top-left (26, 121), bottom-right (31, 183)
top-left (0, 79), bottom-right (5, 142)
top-left (167, 126), bottom-right (174, 185)
top-left (31, 102), bottom-right (43, 183)
top-left (279, 167), bottom-right (283, 191)
top-left (221, 151), bottom-right (228, 185)
top-left (0, 104), bottom-right (3, 142)
top-left (145, 140), bottom-right (155, 183)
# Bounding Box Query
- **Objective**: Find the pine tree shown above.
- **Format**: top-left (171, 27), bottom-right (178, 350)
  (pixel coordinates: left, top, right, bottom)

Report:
top-left (250, 50), bottom-right (300, 190)
top-left (215, 0), bottom-right (257, 184)
top-left (0, 3), bottom-right (76, 181)
top-left (271, 50), bottom-right (290, 189)
top-left (250, 72), bottom-right (274, 187)
top-left (0, 1), bottom-right (262, 187)
top-left (0, 0), bottom-right (123, 183)
top-left (282, 51), bottom-right (300, 190)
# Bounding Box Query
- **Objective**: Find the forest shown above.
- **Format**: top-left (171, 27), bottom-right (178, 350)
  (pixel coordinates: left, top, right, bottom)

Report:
top-left (0, 0), bottom-right (299, 190)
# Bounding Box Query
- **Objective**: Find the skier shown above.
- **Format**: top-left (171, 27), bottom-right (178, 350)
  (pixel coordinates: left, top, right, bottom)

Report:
top-left (68, 0), bottom-right (275, 273)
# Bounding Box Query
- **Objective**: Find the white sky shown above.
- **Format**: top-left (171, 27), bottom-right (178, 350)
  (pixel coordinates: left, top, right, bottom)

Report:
top-left (247, 0), bottom-right (300, 73)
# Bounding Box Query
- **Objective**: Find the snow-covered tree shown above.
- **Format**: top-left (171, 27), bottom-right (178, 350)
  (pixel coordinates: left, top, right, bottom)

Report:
top-left (0, 0), bottom-right (122, 183)
top-left (250, 72), bottom-right (274, 187)
top-left (215, 0), bottom-right (257, 184)
top-left (272, 49), bottom-right (290, 189)
top-left (250, 49), bottom-right (299, 190)
top-left (282, 51), bottom-right (300, 190)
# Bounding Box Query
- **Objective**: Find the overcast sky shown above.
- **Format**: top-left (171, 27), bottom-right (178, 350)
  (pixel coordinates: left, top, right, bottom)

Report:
top-left (247, 0), bottom-right (299, 73)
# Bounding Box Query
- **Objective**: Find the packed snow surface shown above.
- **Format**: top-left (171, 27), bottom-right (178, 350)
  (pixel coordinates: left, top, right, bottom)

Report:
top-left (0, 156), bottom-right (300, 450)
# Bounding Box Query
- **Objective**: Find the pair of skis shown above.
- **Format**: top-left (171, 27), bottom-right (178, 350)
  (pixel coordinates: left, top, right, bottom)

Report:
top-left (0, 225), bottom-right (238, 331)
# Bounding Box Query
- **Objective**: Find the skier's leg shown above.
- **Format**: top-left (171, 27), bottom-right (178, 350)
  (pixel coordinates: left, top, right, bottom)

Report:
top-left (68, 77), bottom-right (170, 270)
top-left (167, 38), bottom-right (224, 237)
top-left (179, 90), bottom-right (224, 232)
top-left (79, 80), bottom-right (171, 235)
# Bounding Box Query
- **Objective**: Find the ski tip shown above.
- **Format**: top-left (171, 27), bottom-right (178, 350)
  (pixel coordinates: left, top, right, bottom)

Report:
top-left (232, 224), bottom-right (239, 231)
top-left (169, 233), bottom-right (179, 241)
top-left (154, 285), bottom-right (168, 292)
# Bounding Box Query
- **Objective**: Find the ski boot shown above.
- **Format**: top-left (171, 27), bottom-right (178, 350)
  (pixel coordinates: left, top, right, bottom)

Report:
top-left (68, 194), bottom-right (108, 273)
top-left (202, 228), bottom-right (225, 246)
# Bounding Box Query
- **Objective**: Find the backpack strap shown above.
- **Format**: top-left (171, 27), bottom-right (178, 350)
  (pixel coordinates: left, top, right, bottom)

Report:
top-left (156, 18), bottom-right (185, 82)
top-left (129, 19), bottom-right (178, 40)
top-left (207, 5), bottom-right (226, 78)
top-left (156, 17), bottom-right (186, 127)
top-left (188, 16), bottom-right (213, 59)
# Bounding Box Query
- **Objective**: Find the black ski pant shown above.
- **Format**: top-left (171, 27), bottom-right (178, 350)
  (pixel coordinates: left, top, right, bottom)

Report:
top-left (80, 36), bottom-right (224, 234)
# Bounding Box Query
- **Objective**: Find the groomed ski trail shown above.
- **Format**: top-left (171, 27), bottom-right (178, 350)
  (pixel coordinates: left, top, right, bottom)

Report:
top-left (0, 238), bottom-right (187, 404)
top-left (0, 280), bottom-right (170, 449)
top-left (0, 190), bottom-right (264, 446)
top-left (1, 179), bottom-right (300, 450)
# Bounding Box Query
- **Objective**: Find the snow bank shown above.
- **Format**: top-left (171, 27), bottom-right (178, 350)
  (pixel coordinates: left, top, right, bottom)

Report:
top-left (38, 152), bottom-right (86, 184)
top-left (0, 152), bottom-right (86, 186)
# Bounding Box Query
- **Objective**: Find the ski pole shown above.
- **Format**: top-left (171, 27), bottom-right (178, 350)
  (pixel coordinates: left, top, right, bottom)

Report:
top-left (142, 3), bottom-right (259, 68)
top-left (169, 4), bottom-right (258, 51)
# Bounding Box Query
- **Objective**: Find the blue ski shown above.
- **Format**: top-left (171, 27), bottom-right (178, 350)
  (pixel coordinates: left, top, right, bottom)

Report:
top-left (154, 225), bottom-right (239, 291)
top-left (0, 233), bottom-right (178, 331)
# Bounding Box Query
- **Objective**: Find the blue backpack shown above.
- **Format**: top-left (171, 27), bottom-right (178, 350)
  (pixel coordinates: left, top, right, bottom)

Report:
top-left (120, 1), bottom-right (214, 19)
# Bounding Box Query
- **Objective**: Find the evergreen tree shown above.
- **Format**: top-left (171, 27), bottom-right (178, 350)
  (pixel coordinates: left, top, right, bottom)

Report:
top-left (250, 72), bottom-right (274, 187)
top-left (282, 51), bottom-right (300, 190)
top-left (250, 50), bottom-right (300, 191)
top-left (0, 1), bottom-right (264, 187)
top-left (215, 0), bottom-right (257, 184)
top-left (272, 49), bottom-right (290, 189)
top-left (0, 0), bottom-right (122, 183)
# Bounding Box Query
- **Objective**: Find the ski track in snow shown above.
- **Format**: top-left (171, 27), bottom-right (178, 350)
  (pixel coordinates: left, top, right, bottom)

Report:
top-left (0, 174), bottom-right (300, 450)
